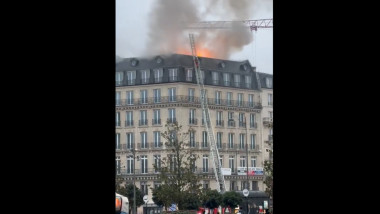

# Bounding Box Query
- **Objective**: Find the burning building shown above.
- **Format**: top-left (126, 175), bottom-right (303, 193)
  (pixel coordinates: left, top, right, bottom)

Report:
top-left (115, 53), bottom-right (273, 212)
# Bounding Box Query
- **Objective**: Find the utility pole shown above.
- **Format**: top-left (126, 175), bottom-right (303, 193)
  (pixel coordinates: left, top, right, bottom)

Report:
top-left (130, 148), bottom-right (138, 214)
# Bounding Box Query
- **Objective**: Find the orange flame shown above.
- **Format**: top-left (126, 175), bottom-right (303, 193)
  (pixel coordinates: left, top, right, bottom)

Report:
top-left (176, 46), bottom-right (214, 58)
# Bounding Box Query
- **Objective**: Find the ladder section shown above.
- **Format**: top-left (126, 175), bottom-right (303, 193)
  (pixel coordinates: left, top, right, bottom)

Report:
top-left (189, 34), bottom-right (226, 193)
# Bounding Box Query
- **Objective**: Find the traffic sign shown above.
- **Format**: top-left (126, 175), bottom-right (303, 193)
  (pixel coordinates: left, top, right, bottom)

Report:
top-left (143, 195), bottom-right (148, 203)
top-left (243, 189), bottom-right (249, 197)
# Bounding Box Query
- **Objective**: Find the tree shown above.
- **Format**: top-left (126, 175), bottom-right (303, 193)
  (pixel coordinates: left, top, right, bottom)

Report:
top-left (263, 160), bottom-right (273, 199)
top-left (201, 189), bottom-right (222, 210)
top-left (152, 184), bottom-right (174, 211)
top-left (222, 191), bottom-right (242, 213)
top-left (153, 120), bottom-right (201, 210)
top-left (181, 191), bottom-right (201, 210)
top-left (116, 183), bottom-right (145, 214)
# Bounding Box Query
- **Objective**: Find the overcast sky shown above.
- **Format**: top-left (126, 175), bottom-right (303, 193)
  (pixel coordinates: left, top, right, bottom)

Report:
top-left (116, 0), bottom-right (273, 74)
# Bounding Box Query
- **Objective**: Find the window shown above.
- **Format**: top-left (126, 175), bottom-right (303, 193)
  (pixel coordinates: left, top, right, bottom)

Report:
top-left (116, 133), bottom-right (120, 150)
top-left (140, 132), bottom-right (147, 149)
top-left (169, 88), bottom-right (176, 102)
top-left (219, 155), bottom-right (223, 167)
top-left (189, 109), bottom-right (196, 124)
top-left (230, 181), bottom-right (236, 191)
top-left (116, 112), bottom-right (120, 127)
top-left (245, 75), bottom-right (251, 88)
top-left (168, 108), bottom-right (176, 123)
top-left (140, 90), bottom-right (148, 104)
top-left (248, 94), bottom-right (254, 107)
top-left (229, 156), bottom-right (235, 173)
top-left (127, 71), bottom-right (136, 85)
top-left (153, 109), bottom-right (161, 125)
top-left (186, 68), bottom-right (193, 82)
top-left (217, 132), bottom-right (222, 149)
top-left (250, 134), bottom-right (256, 149)
top-left (239, 113), bottom-right (245, 127)
top-left (190, 154), bottom-right (196, 173)
top-left (116, 156), bottom-right (121, 175)
top-left (154, 131), bottom-right (161, 147)
top-left (252, 181), bottom-right (259, 191)
top-left (250, 113), bottom-right (256, 128)
top-left (153, 68), bottom-right (163, 83)
top-left (116, 72), bottom-right (124, 86)
top-left (228, 133), bottom-right (234, 148)
top-left (154, 182), bottom-right (161, 189)
top-left (126, 155), bottom-right (134, 174)
top-left (237, 93), bottom-right (243, 106)
top-left (239, 134), bottom-right (245, 149)
top-left (126, 111), bottom-right (133, 126)
top-left (227, 92), bottom-right (232, 106)
top-left (240, 133), bottom-right (245, 149)
top-left (154, 155), bottom-right (161, 173)
top-left (153, 89), bottom-right (161, 103)
top-left (203, 181), bottom-right (209, 189)
top-left (189, 131), bottom-right (196, 148)
top-left (215, 91), bottom-right (221, 105)
top-left (212, 72), bottom-right (219, 85)
top-left (268, 93), bottom-right (273, 105)
top-left (202, 131), bottom-right (208, 148)
top-left (140, 181), bottom-right (148, 195)
top-left (126, 132), bottom-right (134, 149)
top-left (116, 91), bottom-right (121, 106)
top-left (223, 73), bottom-right (230, 86)
top-left (228, 112), bottom-right (234, 127)
top-left (141, 155), bottom-right (148, 174)
top-left (234, 74), bottom-right (241, 87)
top-left (269, 128), bottom-right (273, 141)
top-left (251, 156), bottom-right (256, 167)
top-left (140, 69), bottom-right (150, 84)
top-left (126, 91), bottom-right (134, 105)
top-left (203, 155), bottom-right (209, 173)
top-left (199, 70), bottom-right (205, 84)
top-left (188, 88), bottom-right (195, 102)
top-left (216, 111), bottom-right (223, 126)
top-left (169, 68), bottom-right (178, 82)
top-left (266, 77), bottom-right (272, 88)
top-left (269, 111), bottom-right (273, 119)
top-left (240, 156), bottom-right (246, 167)
top-left (140, 110), bottom-right (147, 126)
top-left (169, 155), bottom-right (177, 171)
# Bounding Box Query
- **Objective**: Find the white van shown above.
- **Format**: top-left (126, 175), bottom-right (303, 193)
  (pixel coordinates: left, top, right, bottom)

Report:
top-left (116, 192), bottom-right (129, 214)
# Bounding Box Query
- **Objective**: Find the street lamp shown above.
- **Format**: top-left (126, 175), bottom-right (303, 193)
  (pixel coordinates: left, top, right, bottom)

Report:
top-left (130, 148), bottom-right (139, 214)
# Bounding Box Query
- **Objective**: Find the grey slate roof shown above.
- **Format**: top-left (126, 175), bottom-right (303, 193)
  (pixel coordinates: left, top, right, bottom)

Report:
top-left (116, 54), bottom-right (255, 74)
top-left (257, 72), bottom-right (273, 89)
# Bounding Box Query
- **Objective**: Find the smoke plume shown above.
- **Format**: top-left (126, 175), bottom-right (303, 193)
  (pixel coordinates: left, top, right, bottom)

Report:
top-left (144, 0), bottom-right (269, 59)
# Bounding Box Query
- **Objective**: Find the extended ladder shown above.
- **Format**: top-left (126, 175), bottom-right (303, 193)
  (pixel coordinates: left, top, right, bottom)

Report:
top-left (189, 34), bottom-right (226, 193)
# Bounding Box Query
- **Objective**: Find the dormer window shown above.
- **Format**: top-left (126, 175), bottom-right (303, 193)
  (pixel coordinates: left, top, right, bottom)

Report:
top-left (131, 59), bottom-right (138, 67)
top-left (266, 77), bottom-right (272, 88)
top-left (155, 56), bottom-right (163, 64)
top-left (219, 62), bottom-right (226, 69)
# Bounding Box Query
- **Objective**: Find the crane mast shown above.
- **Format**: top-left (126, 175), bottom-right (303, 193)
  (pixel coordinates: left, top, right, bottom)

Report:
top-left (189, 34), bottom-right (226, 193)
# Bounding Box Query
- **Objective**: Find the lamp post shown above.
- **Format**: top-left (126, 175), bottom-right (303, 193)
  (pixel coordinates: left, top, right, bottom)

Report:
top-left (244, 115), bottom-right (249, 214)
top-left (130, 148), bottom-right (139, 214)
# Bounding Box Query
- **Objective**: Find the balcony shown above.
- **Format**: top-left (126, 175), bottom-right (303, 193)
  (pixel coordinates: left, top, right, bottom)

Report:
top-left (127, 79), bottom-right (136, 86)
top-left (228, 120), bottom-right (235, 127)
top-left (138, 142), bottom-right (150, 149)
top-left (189, 118), bottom-right (198, 125)
top-left (139, 119), bottom-right (148, 126)
top-left (141, 78), bottom-right (149, 85)
top-left (167, 118), bottom-right (177, 124)
top-left (125, 120), bottom-right (134, 127)
top-left (150, 142), bottom-right (163, 149)
top-left (239, 122), bottom-right (246, 128)
top-left (115, 96), bottom-right (262, 109)
top-left (263, 117), bottom-right (273, 127)
top-left (189, 142), bottom-right (199, 149)
top-left (250, 122), bottom-right (257, 129)
top-left (116, 121), bottom-right (121, 127)
top-left (216, 120), bottom-right (224, 127)
top-left (152, 119), bottom-right (161, 125)
top-left (154, 77), bottom-right (162, 83)
top-left (116, 80), bottom-right (123, 86)
top-left (169, 76), bottom-right (178, 82)
top-left (224, 81), bottom-right (231, 86)
top-left (201, 142), bottom-right (209, 149)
